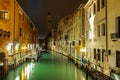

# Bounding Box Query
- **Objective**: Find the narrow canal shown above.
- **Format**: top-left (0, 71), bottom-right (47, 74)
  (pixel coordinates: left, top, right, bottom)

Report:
top-left (6, 51), bottom-right (93, 80)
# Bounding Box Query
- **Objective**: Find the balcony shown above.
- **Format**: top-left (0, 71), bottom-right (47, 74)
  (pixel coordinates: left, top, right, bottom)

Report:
top-left (111, 33), bottom-right (120, 41)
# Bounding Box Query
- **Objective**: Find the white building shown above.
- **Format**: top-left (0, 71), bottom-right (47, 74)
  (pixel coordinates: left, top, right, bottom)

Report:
top-left (107, 0), bottom-right (120, 78)
top-left (84, 0), bottom-right (108, 75)
top-left (85, 0), bottom-right (120, 78)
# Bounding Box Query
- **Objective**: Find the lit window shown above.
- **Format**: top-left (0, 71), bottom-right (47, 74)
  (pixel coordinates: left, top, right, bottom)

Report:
top-left (0, 11), bottom-right (9, 19)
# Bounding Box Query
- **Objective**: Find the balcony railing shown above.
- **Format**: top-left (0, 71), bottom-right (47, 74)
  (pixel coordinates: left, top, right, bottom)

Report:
top-left (111, 33), bottom-right (120, 40)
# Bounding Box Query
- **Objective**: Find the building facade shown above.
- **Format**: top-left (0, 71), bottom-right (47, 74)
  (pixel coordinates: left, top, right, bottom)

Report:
top-left (107, 0), bottom-right (120, 78)
top-left (46, 0), bottom-right (120, 79)
top-left (73, 4), bottom-right (85, 64)
top-left (85, 0), bottom-right (120, 78)
top-left (84, 0), bottom-right (107, 74)
top-left (54, 4), bottom-right (85, 63)
top-left (0, 0), bottom-right (38, 68)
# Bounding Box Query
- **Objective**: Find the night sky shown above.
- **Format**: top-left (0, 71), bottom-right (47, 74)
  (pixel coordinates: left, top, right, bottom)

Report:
top-left (17, 0), bottom-right (87, 39)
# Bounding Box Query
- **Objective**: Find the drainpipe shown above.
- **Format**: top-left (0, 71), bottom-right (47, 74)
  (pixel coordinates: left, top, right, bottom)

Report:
top-left (105, 0), bottom-right (108, 61)
top-left (105, 0), bottom-right (110, 76)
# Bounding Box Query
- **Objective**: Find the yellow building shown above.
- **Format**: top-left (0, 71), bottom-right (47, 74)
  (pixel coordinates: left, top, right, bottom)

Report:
top-left (55, 4), bottom-right (85, 62)
top-left (56, 18), bottom-right (65, 53)
top-left (72, 4), bottom-right (85, 64)
top-left (0, 0), bottom-right (38, 66)
top-left (0, 0), bottom-right (11, 53)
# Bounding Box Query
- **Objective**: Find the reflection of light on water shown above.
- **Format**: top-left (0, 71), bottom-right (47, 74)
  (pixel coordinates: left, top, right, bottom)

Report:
top-left (75, 67), bottom-right (77, 80)
top-left (21, 70), bottom-right (26, 80)
top-left (15, 76), bottom-right (20, 80)
top-left (82, 78), bottom-right (85, 80)
top-left (21, 63), bottom-right (35, 80)
top-left (30, 62), bottom-right (35, 69)
top-left (113, 74), bottom-right (120, 80)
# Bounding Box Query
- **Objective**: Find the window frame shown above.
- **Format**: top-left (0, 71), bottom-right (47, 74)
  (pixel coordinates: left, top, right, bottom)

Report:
top-left (0, 10), bottom-right (9, 20)
top-left (97, 0), bottom-right (100, 12)
top-left (97, 25), bottom-right (100, 37)
top-left (101, 0), bottom-right (105, 9)
top-left (101, 23), bottom-right (106, 36)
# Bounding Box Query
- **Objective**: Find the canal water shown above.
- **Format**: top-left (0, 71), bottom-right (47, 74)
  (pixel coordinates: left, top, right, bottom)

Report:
top-left (6, 51), bottom-right (93, 80)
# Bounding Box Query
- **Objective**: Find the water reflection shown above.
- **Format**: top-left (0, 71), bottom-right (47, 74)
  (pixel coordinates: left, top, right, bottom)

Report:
top-left (16, 76), bottom-right (20, 80)
top-left (21, 62), bottom-right (35, 80)
top-left (6, 51), bottom-right (92, 80)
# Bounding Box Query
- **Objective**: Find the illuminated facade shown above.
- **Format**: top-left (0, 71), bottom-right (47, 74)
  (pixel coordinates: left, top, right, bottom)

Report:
top-left (84, 0), bottom-right (108, 75)
top-left (85, 0), bottom-right (120, 77)
top-left (107, 0), bottom-right (120, 77)
top-left (56, 14), bottom-right (73, 56)
top-left (55, 4), bottom-right (85, 61)
top-left (72, 4), bottom-right (85, 64)
top-left (56, 18), bottom-right (66, 54)
top-left (0, 0), bottom-right (38, 66)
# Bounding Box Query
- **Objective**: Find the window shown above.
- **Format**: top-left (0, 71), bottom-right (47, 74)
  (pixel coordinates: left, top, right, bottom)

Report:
top-left (116, 51), bottom-right (120, 68)
top-left (0, 11), bottom-right (9, 19)
top-left (101, 0), bottom-right (105, 8)
top-left (89, 8), bottom-right (91, 18)
top-left (98, 49), bottom-right (100, 61)
top-left (93, 3), bottom-right (96, 14)
top-left (97, 25), bottom-right (100, 37)
top-left (101, 23), bottom-right (105, 36)
top-left (0, 29), bottom-right (2, 37)
top-left (54, 42), bottom-right (56, 45)
top-left (94, 49), bottom-right (96, 59)
top-left (116, 16), bottom-right (120, 33)
top-left (72, 41), bottom-right (75, 46)
top-left (108, 50), bottom-right (111, 55)
top-left (97, 0), bottom-right (100, 12)
top-left (78, 40), bottom-right (81, 46)
top-left (102, 49), bottom-right (104, 62)
top-left (65, 35), bottom-right (68, 40)
top-left (19, 28), bottom-right (22, 37)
